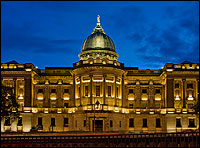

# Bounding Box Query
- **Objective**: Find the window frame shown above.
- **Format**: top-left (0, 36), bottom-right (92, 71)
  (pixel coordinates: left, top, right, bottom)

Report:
top-left (108, 86), bottom-right (111, 97)
top-left (64, 118), bottom-right (69, 127)
top-left (51, 118), bottom-right (55, 127)
top-left (129, 118), bottom-right (134, 127)
top-left (156, 118), bottom-right (161, 128)
top-left (96, 85), bottom-right (100, 97)
top-left (143, 118), bottom-right (148, 128)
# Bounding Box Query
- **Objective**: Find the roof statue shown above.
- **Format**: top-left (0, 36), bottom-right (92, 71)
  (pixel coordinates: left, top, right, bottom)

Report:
top-left (97, 15), bottom-right (100, 26)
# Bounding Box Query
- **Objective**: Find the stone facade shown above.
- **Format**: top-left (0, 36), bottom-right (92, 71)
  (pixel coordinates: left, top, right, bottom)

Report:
top-left (1, 16), bottom-right (199, 133)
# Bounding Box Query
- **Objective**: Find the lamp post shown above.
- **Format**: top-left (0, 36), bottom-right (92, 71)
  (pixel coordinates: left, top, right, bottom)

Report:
top-left (93, 100), bottom-right (100, 132)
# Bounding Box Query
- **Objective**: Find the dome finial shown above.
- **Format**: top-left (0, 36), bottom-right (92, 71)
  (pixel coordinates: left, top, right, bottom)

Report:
top-left (97, 15), bottom-right (100, 26)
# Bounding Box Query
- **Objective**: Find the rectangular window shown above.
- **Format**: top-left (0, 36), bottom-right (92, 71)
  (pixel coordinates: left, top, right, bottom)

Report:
top-left (119, 121), bottom-right (121, 128)
top-left (143, 118), bottom-right (147, 128)
top-left (75, 120), bottom-right (77, 127)
top-left (175, 83), bottom-right (179, 88)
top-left (4, 117), bottom-right (11, 126)
top-left (64, 118), bottom-right (68, 127)
top-left (84, 120), bottom-right (86, 127)
top-left (96, 86), bottom-right (100, 97)
top-left (51, 89), bottom-right (56, 93)
top-left (142, 89), bottom-right (147, 94)
top-left (116, 87), bottom-right (119, 97)
top-left (38, 117), bottom-right (42, 126)
top-left (129, 118), bottom-right (134, 127)
top-left (108, 86), bottom-right (111, 96)
top-left (176, 118), bottom-right (182, 127)
top-left (156, 89), bottom-right (160, 94)
top-left (85, 86), bottom-right (88, 96)
top-left (187, 84), bottom-right (193, 89)
top-left (188, 119), bottom-right (195, 127)
top-left (17, 117), bottom-right (23, 126)
top-left (129, 89), bottom-right (133, 94)
top-left (110, 120), bottom-right (113, 127)
top-left (129, 104), bottom-right (133, 108)
top-left (64, 103), bottom-right (69, 108)
top-left (78, 86), bottom-right (81, 97)
top-left (64, 89), bottom-right (69, 93)
top-left (38, 89), bottom-right (43, 93)
top-left (156, 118), bottom-right (161, 128)
top-left (51, 118), bottom-right (55, 127)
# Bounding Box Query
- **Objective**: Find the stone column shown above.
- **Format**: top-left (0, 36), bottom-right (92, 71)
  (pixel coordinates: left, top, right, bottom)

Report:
top-left (57, 85), bottom-right (62, 107)
top-left (114, 76), bottom-right (117, 106)
top-left (13, 78), bottom-right (17, 96)
top-left (24, 77), bottom-right (32, 107)
top-left (72, 74), bottom-right (76, 107)
top-left (80, 76), bottom-right (82, 106)
top-left (90, 74), bottom-right (93, 104)
top-left (166, 78), bottom-right (174, 108)
top-left (122, 74), bottom-right (126, 107)
top-left (196, 79), bottom-right (199, 101)
top-left (182, 79), bottom-right (186, 108)
top-left (162, 83), bottom-right (165, 108)
top-left (103, 75), bottom-right (106, 105)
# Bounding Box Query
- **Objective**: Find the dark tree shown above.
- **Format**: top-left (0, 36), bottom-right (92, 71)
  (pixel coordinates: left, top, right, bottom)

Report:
top-left (1, 83), bottom-right (19, 122)
top-left (191, 99), bottom-right (199, 115)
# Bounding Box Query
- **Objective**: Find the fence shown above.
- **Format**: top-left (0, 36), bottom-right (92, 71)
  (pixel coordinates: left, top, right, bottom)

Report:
top-left (1, 132), bottom-right (199, 147)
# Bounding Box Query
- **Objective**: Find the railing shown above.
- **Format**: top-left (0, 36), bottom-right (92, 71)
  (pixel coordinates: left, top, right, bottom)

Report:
top-left (1, 132), bottom-right (199, 147)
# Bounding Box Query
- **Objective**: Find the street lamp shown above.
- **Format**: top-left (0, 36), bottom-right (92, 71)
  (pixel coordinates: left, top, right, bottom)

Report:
top-left (93, 100), bottom-right (100, 132)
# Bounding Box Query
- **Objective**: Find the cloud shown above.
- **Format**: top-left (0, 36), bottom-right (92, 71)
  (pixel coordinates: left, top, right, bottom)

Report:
top-left (1, 22), bottom-right (81, 56)
top-left (125, 3), bottom-right (199, 67)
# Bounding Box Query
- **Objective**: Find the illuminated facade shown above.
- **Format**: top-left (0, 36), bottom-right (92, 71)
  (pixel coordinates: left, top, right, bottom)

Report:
top-left (1, 15), bottom-right (199, 133)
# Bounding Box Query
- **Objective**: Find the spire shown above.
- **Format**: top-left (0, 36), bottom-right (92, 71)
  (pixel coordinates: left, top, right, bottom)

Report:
top-left (92, 15), bottom-right (105, 34)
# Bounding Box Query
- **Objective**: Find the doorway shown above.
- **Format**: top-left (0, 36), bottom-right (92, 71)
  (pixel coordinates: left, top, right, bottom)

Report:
top-left (93, 120), bottom-right (103, 132)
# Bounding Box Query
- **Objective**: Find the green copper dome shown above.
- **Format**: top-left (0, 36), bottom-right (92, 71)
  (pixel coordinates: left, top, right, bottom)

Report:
top-left (79, 15), bottom-right (118, 61)
top-left (81, 15), bottom-right (116, 52)
top-left (81, 32), bottom-right (116, 52)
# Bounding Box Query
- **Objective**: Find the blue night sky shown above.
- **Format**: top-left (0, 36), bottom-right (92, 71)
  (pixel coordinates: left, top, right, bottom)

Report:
top-left (1, 1), bottom-right (199, 70)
